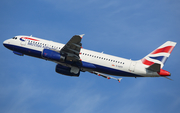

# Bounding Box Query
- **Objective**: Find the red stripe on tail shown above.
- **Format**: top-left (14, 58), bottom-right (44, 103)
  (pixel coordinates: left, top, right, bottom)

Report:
top-left (151, 46), bottom-right (174, 54)
top-left (141, 58), bottom-right (154, 66)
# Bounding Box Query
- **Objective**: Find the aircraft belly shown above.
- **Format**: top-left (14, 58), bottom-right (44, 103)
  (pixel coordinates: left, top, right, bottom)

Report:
top-left (5, 44), bottom-right (43, 59)
top-left (92, 63), bottom-right (142, 77)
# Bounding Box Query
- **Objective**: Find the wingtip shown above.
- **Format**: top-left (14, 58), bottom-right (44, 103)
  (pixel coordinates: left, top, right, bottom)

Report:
top-left (79, 34), bottom-right (85, 38)
top-left (117, 78), bottom-right (122, 83)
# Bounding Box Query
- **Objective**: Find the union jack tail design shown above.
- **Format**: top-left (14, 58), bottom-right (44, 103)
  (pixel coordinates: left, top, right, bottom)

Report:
top-left (141, 41), bottom-right (177, 68)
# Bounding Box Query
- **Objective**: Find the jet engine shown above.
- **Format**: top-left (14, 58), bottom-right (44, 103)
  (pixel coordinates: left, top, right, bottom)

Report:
top-left (42, 49), bottom-right (65, 62)
top-left (55, 64), bottom-right (80, 77)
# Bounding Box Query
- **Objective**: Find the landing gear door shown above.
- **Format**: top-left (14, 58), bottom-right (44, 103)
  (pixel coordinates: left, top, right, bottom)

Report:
top-left (129, 61), bottom-right (137, 72)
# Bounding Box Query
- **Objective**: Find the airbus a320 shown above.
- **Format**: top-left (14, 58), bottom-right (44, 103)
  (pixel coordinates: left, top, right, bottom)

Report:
top-left (3, 34), bottom-right (177, 82)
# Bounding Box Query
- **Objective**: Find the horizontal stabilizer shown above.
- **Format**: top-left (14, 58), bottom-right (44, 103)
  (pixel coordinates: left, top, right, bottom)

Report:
top-left (163, 76), bottom-right (173, 81)
top-left (147, 63), bottom-right (161, 72)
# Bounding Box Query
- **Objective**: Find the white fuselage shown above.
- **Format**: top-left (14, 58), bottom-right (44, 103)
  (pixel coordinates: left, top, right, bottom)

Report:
top-left (3, 35), bottom-right (160, 77)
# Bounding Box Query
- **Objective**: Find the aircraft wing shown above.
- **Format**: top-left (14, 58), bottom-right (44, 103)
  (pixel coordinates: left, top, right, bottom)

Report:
top-left (91, 71), bottom-right (122, 83)
top-left (60, 34), bottom-right (84, 62)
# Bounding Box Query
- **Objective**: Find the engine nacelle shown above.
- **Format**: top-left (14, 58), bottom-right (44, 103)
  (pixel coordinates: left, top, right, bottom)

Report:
top-left (55, 64), bottom-right (80, 77)
top-left (42, 49), bottom-right (65, 62)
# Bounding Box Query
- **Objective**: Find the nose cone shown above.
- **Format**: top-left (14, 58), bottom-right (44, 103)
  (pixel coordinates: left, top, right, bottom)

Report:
top-left (3, 39), bottom-right (12, 50)
top-left (3, 40), bottom-right (9, 48)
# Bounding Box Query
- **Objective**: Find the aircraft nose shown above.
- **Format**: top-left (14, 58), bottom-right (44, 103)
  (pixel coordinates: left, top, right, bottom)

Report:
top-left (3, 39), bottom-right (10, 48)
top-left (3, 40), bottom-right (7, 46)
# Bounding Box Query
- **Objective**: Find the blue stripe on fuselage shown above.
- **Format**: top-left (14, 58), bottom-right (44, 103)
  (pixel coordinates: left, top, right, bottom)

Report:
top-left (4, 44), bottom-right (42, 58)
top-left (4, 44), bottom-right (141, 77)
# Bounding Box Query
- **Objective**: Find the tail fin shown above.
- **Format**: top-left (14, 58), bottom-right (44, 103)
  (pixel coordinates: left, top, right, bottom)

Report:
top-left (141, 41), bottom-right (177, 68)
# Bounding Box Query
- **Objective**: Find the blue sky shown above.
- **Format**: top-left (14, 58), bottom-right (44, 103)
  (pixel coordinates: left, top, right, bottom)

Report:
top-left (0, 0), bottom-right (180, 113)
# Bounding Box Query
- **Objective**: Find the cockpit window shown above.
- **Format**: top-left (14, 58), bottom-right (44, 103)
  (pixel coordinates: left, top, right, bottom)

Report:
top-left (12, 37), bottom-right (17, 39)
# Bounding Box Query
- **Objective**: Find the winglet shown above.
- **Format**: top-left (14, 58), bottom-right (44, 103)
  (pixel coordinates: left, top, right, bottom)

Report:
top-left (117, 78), bottom-right (122, 83)
top-left (79, 34), bottom-right (85, 38)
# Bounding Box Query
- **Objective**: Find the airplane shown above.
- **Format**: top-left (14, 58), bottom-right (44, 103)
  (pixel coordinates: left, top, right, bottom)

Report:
top-left (3, 34), bottom-right (177, 82)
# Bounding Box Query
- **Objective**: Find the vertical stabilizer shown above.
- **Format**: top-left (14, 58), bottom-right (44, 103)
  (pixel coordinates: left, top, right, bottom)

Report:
top-left (141, 41), bottom-right (177, 68)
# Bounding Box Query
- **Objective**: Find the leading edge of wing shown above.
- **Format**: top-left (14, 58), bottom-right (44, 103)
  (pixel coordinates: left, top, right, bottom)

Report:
top-left (60, 34), bottom-right (84, 61)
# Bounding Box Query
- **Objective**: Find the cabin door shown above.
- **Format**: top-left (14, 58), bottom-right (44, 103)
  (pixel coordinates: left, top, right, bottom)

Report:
top-left (129, 61), bottom-right (137, 72)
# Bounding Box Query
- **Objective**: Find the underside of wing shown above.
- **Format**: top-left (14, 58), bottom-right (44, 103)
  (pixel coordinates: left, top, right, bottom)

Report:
top-left (60, 34), bottom-right (84, 62)
top-left (91, 71), bottom-right (122, 83)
